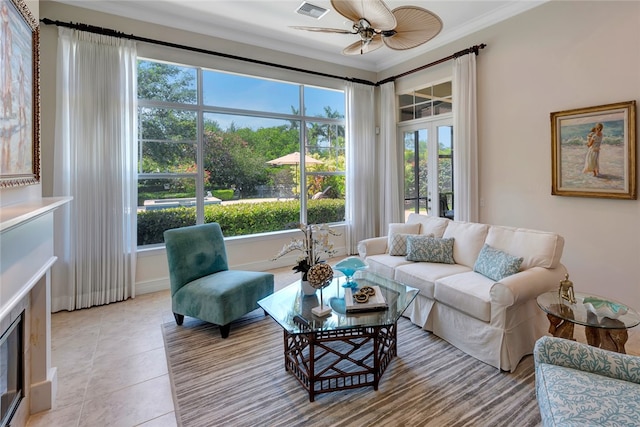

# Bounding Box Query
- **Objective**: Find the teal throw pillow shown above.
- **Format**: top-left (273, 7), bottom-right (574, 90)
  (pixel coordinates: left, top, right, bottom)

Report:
top-left (473, 244), bottom-right (523, 281)
top-left (406, 236), bottom-right (455, 264)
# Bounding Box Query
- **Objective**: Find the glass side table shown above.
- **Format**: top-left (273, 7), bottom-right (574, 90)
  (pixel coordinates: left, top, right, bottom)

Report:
top-left (537, 291), bottom-right (640, 353)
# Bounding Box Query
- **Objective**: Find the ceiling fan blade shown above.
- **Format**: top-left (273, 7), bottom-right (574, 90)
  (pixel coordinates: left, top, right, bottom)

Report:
top-left (290, 26), bottom-right (355, 34)
top-left (342, 34), bottom-right (384, 55)
top-left (331, 0), bottom-right (396, 31)
top-left (383, 6), bottom-right (442, 51)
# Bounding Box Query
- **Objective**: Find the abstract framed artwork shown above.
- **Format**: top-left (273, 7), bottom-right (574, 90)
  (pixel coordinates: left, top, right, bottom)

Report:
top-left (0, 0), bottom-right (40, 188)
top-left (551, 100), bottom-right (636, 199)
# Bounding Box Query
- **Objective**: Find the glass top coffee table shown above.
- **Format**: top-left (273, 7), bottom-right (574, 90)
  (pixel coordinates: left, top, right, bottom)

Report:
top-left (537, 291), bottom-right (640, 353)
top-left (258, 270), bottom-right (418, 401)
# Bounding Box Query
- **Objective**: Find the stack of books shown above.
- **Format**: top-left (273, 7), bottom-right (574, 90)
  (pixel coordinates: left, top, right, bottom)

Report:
top-left (345, 285), bottom-right (388, 313)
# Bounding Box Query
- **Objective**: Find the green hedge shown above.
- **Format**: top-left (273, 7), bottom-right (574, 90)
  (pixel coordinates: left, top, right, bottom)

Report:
top-left (137, 199), bottom-right (345, 246)
top-left (211, 189), bottom-right (234, 201)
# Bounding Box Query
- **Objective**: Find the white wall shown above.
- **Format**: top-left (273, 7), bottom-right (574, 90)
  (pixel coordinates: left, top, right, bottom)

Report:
top-left (478, 0), bottom-right (640, 309)
top-left (37, 1), bottom-right (640, 311)
top-left (385, 0), bottom-right (640, 308)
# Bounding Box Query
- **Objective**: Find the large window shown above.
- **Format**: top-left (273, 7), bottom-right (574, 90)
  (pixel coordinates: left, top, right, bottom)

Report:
top-left (137, 60), bottom-right (346, 246)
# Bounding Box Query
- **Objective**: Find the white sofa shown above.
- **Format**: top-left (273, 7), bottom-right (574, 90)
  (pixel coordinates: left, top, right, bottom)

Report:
top-left (357, 213), bottom-right (566, 372)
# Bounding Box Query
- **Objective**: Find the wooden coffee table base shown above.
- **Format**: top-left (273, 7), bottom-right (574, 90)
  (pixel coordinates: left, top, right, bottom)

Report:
top-left (283, 323), bottom-right (397, 402)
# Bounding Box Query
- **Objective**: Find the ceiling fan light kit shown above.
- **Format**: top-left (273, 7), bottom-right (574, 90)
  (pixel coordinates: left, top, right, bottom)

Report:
top-left (292, 0), bottom-right (443, 56)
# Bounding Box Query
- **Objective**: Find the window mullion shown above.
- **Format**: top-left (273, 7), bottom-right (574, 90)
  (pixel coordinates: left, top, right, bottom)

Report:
top-left (195, 68), bottom-right (205, 224)
top-left (299, 85), bottom-right (307, 225)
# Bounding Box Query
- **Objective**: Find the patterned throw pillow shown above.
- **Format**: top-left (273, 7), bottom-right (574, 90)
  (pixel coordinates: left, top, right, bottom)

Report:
top-left (406, 235), bottom-right (455, 264)
top-left (389, 233), bottom-right (412, 256)
top-left (387, 223), bottom-right (421, 256)
top-left (473, 244), bottom-right (523, 281)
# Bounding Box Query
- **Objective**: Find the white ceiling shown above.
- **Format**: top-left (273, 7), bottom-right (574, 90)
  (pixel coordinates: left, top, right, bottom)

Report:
top-left (50, 0), bottom-right (547, 72)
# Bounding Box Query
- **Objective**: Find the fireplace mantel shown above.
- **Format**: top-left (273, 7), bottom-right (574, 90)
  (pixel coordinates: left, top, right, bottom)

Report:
top-left (0, 196), bottom-right (71, 425)
top-left (0, 197), bottom-right (71, 232)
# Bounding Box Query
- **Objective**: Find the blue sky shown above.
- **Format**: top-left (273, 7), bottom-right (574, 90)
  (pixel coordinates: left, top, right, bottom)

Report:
top-left (202, 70), bottom-right (344, 130)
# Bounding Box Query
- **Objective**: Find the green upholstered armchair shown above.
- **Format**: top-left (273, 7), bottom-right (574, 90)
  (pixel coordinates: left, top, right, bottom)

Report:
top-left (163, 223), bottom-right (274, 338)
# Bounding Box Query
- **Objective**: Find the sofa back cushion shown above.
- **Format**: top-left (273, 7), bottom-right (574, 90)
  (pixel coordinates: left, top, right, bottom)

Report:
top-left (387, 223), bottom-right (421, 255)
top-left (485, 226), bottom-right (564, 269)
top-left (407, 213), bottom-right (450, 238)
top-left (442, 221), bottom-right (490, 268)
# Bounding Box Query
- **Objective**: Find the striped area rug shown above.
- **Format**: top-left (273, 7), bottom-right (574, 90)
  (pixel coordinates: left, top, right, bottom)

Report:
top-left (162, 312), bottom-right (541, 427)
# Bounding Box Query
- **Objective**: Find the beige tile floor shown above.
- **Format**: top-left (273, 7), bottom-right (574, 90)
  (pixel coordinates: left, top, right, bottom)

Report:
top-left (25, 263), bottom-right (299, 427)
top-left (26, 262), bottom-right (640, 426)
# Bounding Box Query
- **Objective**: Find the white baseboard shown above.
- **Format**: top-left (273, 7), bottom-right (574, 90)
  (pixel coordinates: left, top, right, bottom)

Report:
top-left (136, 278), bottom-right (170, 295)
top-left (134, 248), bottom-right (348, 296)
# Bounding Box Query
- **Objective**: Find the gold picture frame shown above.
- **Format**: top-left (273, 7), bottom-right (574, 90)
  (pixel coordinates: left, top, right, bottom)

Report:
top-left (0, 0), bottom-right (40, 188)
top-left (551, 101), bottom-right (636, 199)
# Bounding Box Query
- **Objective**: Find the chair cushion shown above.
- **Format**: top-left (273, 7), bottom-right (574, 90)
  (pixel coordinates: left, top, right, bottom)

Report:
top-left (172, 270), bottom-right (274, 326)
top-left (164, 223), bottom-right (230, 293)
top-left (536, 363), bottom-right (640, 427)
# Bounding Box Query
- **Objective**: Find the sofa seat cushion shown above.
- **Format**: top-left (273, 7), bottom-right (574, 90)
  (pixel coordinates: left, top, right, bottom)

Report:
top-left (433, 271), bottom-right (494, 322)
top-left (394, 262), bottom-right (471, 299)
top-left (365, 254), bottom-right (413, 279)
top-left (536, 363), bottom-right (640, 426)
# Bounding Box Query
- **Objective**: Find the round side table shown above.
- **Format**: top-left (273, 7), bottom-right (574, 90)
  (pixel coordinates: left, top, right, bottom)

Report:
top-left (536, 291), bottom-right (640, 353)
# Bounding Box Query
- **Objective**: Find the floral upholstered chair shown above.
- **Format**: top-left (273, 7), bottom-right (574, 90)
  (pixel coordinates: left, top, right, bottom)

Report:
top-left (534, 336), bottom-right (640, 426)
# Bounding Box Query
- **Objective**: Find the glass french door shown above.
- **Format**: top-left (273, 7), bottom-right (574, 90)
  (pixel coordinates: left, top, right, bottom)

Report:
top-left (401, 119), bottom-right (453, 219)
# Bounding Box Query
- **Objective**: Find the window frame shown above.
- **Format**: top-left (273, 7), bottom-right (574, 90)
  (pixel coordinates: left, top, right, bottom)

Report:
top-left (136, 57), bottom-right (346, 247)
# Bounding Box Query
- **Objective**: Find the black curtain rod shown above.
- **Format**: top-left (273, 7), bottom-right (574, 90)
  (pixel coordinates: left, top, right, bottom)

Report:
top-left (378, 43), bottom-right (486, 86)
top-left (40, 18), bottom-right (484, 87)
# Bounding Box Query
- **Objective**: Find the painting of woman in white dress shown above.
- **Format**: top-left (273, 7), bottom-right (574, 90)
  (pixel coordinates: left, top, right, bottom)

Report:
top-left (551, 101), bottom-right (636, 199)
top-left (582, 122), bottom-right (603, 177)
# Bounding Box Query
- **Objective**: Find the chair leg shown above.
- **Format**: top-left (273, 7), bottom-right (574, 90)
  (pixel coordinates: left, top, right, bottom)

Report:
top-left (174, 313), bottom-right (184, 325)
top-left (220, 324), bottom-right (231, 339)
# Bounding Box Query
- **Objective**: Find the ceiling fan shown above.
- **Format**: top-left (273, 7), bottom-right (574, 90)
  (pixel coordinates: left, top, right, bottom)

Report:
top-left (291, 0), bottom-right (443, 55)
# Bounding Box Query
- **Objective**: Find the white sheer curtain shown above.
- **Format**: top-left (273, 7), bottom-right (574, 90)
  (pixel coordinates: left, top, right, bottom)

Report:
top-left (345, 82), bottom-right (377, 254)
top-left (52, 28), bottom-right (137, 311)
top-left (452, 53), bottom-right (479, 222)
top-left (378, 81), bottom-right (403, 233)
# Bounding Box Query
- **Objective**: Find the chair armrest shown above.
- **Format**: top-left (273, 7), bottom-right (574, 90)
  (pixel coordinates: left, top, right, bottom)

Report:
top-left (490, 266), bottom-right (565, 306)
top-left (357, 236), bottom-right (388, 258)
top-left (534, 336), bottom-right (640, 384)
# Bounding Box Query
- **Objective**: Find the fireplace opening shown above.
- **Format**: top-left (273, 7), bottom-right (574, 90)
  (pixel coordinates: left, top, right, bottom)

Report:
top-left (0, 311), bottom-right (24, 427)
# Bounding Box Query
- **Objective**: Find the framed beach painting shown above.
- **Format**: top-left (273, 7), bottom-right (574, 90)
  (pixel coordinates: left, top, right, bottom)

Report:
top-left (0, 0), bottom-right (40, 188)
top-left (551, 101), bottom-right (636, 199)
